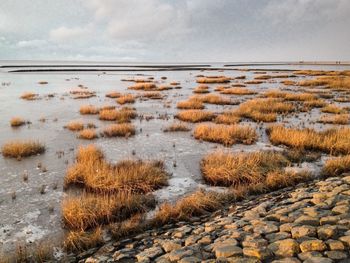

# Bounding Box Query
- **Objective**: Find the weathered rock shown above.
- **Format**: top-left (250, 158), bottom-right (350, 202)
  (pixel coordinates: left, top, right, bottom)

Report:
top-left (160, 241), bottom-right (182, 253)
top-left (268, 238), bottom-right (300, 257)
top-left (136, 246), bottom-right (163, 262)
top-left (242, 238), bottom-right (268, 248)
top-left (324, 250), bottom-right (347, 260)
top-left (291, 226), bottom-right (316, 239)
top-left (317, 225), bottom-right (338, 240)
top-left (243, 247), bottom-right (272, 260)
top-left (325, 239), bottom-right (345, 250)
top-left (178, 256), bottom-right (201, 263)
top-left (214, 244), bottom-right (243, 258)
top-left (299, 239), bottom-right (327, 252)
top-left (297, 251), bottom-right (322, 261)
top-left (303, 257), bottom-right (333, 263)
top-left (332, 205), bottom-right (350, 215)
top-left (167, 248), bottom-right (194, 262)
top-left (271, 258), bottom-right (301, 263)
top-left (339, 235), bottom-right (350, 247)
top-left (295, 216), bottom-right (319, 226)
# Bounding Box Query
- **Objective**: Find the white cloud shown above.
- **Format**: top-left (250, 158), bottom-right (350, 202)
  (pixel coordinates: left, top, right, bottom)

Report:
top-left (50, 25), bottom-right (92, 43)
top-left (16, 39), bottom-right (48, 48)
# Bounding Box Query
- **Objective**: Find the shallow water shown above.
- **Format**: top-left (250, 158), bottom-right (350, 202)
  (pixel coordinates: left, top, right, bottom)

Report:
top-left (0, 62), bottom-right (349, 253)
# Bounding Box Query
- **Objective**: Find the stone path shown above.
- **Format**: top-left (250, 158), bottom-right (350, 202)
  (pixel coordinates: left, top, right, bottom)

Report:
top-left (75, 173), bottom-right (350, 263)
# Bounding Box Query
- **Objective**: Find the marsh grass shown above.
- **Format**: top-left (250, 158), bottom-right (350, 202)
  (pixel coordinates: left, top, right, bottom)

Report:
top-left (163, 123), bottom-right (191, 132)
top-left (128, 83), bottom-right (157, 91)
top-left (79, 105), bottom-right (99, 115)
top-left (322, 155), bottom-right (350, 177)
top-left (175, 110), bottom-right (215, 123)
top-left (106, 92), bottom-right (121, 98)
top-left (193, 85), bottom-right (210, 94)
top-left (109, 214), bottom-right (146, 239)
top-left (64, 227), bottom-right (103, 252)
top-left (10, 117), bottom-right (26, 127)
top-left (319, 114), bottom-right (349, 125)
top-left (321, 104), bottom-right (347, 114)
top-left (103, 123), bottom-right (136, 137)
top-left (236, 98), bottom-right (294, 122)
top-left (65, 120), bottom-right (85, 131)
top-left (193, 124), bottom-right (257, 146)
top-left (220, 87), bottom-right (257, 95)
top-left (64, 145), bottom-right (168, 194)
top-left (99, 107), bottom-right (137, 122)
top-left (214, 111), bottom-right (240, 125)
top-left (78, 129), bottom-right (98, 140)
top-left (116, 94), bottom-right (135, 104)
top-left (20, 92), bottom-right (38, 100)
top-left (267, 125), bottom-right (350, 155)
top-left (196, 76), bottom-right (230, 84)
top-left (192, 94), bottom-right (236, 105)
top-left (177, 99), bottom-right (204, 109)
top-left (1, 140), bottom-right (45, 159)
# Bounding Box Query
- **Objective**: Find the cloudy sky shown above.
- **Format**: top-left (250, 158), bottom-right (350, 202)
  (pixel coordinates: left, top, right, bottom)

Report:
top-left (0, 0), bottom-right (349, 62)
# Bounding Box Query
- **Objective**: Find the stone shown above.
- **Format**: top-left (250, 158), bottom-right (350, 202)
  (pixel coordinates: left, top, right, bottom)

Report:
top-left (268, 238), bottom-right (300, 257)
top-left (242, 238), bottom-right (268, 248)
top-left (298, 251), bottom-right (322, 261)
top-left (300, 239), bottom-right (327, 252)
top-left (179, 256), bottom-right (201, 263)
top-left (161, 241), bottom-right (182, 253)
top-left (324, 250), bottom-right (347, 260)
top-left (303, 257), bottom-right (333, 263)
top-left (243, 247), bottom-right (272, 260)
top-left (320, 216), bottom-right (340, 225)
top-left (167, 249), bottom-right (193, 262)
top-left (271, 258), bottom-right (301, 263)
top-left (280, 223), bottom-right (294, 233)
top-left (225, 257), bottom-right (261, 263)
top-left (317, 225), bottom-right (338, 240)
top-left (295, 216), bottom-right (319, 226)
top-left (339, 235), bottom-right (350, 247)
top-left (326, 239), bottom-right (345, 250)
top-left (197, 235), bottom-right (212, 245)
top-left (291, 226), bottom-right (316, 239)
top-left (136, 246), bottom-right (163, 262)
top-left (253, 221), bottom-right (279, 234)
top-left (185, 235), bottom-right (201, 246)
top-left (332, 205), bottom-right (350, 215)
top-left (214, 244), bottom-right (243, 258)
top-left (265, 232), bottom-right (291, 242)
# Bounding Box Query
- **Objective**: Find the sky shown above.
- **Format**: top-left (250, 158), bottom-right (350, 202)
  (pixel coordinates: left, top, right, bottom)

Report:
top-left (0, 0), bottom-right (349, 62)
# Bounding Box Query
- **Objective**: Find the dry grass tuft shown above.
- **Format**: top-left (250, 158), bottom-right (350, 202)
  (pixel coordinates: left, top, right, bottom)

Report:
top-left (322, 155), bottom-right (350, 177)
top-left (1, 140), bottom-right (45, 158)
top-left (64, 227), bottom-right (103, 252)
top-left (319, 114), bottom-right (349, 125)
top-left (163, 123), bottom-right (191, 132)
top-left (79, 105), bottom-right (99, 115)
top-left (236, 98), bottom-right (294, 122)
top-left (220, 87), bottom-right (257, 95)
top-left (153, 190), bottom-right (230, 224)
top-left (109, 214), bottom-right (145, 239)
top-left (175, 110), bottom-right (215, 123)
top-left (193, 85), bottom-right (210, 93)
top-left (99, 107), bottom-right (137, 122)
top-left (192, 94), bottom-right (236, 105)
top-left (78, 129), bottom-right (98, 140)
top-left (193, 124), bottom-right (257, 146)
top-left (303, 99), bottom-right (327, 108)
top-left (70, 89), bottom-right (96, 99)
top-left (244, 80), bottom-right (263, 85)
top-left (65, 120), bottom-right (85, 131)
top-left (128, 83), bottom-right (157, 91)
top-left (103, 123), bottom-right (136, 137)
top-left (64, 145), bottom-right (168, 194)
top-left (268, 125), bottom-right (350, 155)
top-left (106, 92), bottom-right (121, 98)
top-left (116, 94), bottom-right (136, 105)
top-left (177, 99), bottom-right (204, 109)
top-left (10, 117), bottom-right (26, 127)
top-left (321, 104), bottom-right (347, 114)
top-left (196, 76), bottom-right (230, 84)
top-left (201, 151), bottom-right (289, 186)
top-left (214, 111), bottom-right (240, 125)
top-left (140, 92), bottom-right (163, 99)
top-left (20, 92), bottom-right (38, 100)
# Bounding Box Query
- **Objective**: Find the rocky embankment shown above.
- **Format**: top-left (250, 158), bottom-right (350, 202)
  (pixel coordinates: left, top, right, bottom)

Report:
top-left (76, 173), bottom-right (350, 263)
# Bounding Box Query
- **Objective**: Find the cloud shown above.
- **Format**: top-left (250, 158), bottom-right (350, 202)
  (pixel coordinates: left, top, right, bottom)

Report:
top-left (50, 25), bottom-right (92, 43)
top-left (16, 39), bottom-right (48, 48)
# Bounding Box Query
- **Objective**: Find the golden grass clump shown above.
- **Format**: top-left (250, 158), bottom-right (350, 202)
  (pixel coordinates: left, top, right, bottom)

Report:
top-left (65, 120), bottom-right (85, 131)
top-left (116, 94), bottom-right (135, 104)
top-left (163, 123), bottom-right (191, 132)
top-left (192, 94), bottom-right (236, 105)
top-left (175, 110), bottom-right (215, 123)
top-left (268, 125), bottom-right (350, 155)
top-left (193, 85), bottom-right (210, 93)
top-left (214, 111), bottom-right (240, 125)
top-left (78, 129), bottom-right (98, 140)
top-left (10, 117), bottom-right (26, 127)
top-left (128, 83), bottom-right (157, 91)
top-left (70, 89), bottom-right (96, 99)
top-left (236, 98), bottom-right (294, 122)
top-left (303, 99), bottom-right (327, 108)
top-left (284, 93), bottom-right (316, 101)
top-left (254, 74), bottom-right (271, 80)
top-left (177, 99), bottom-right (204, 109)
top-left (153, 190), bottom-right (230, 224)
top-left (194, 124), bottom-right (257, 146)
top-left (103, 123), bottom-right (136, 137)
top-left (201, 151), bottom-right (289, 186)
top-left (79, 105), bottom-right (99, 115)
top-left (62, 192), bottom-right (154, 230)
top-left (106, 91), bottom-right (121, 98)
top-left (244, 80), bottom-right (263, 85)
top-left (220, 87), bottom-right (257, 95)
top-left (20, 92), bottom-right (38, 100)
top-left (99, 107), bottom-right (137, 122)
top-left (281, 80), bottom-right (296, 85)
top-left (1, 140), bottom-right (45, 158)
top-left (140, 92), bottom-right (163, 99)
top-left (299, 76), bottom-right (350, 91)
top-left (109, 214), bottom-right (145, 240)
top-left (322, 155), bottom-right (350, 177)
top-left (321, 104), bottom-right (347, 114)
top-left (196, 76), bottom-right (230, 84)
top-left (64, 145), bottom-right (168, 194)
top-left (319, 114), bottom-right (349, 125)
top-left (64, 227), bottom-right (103, 252)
